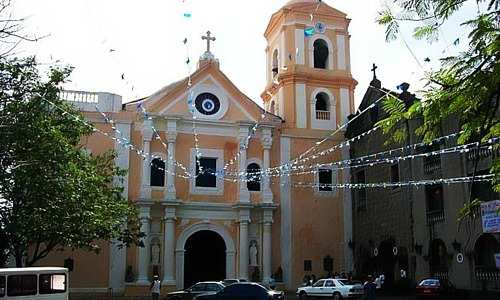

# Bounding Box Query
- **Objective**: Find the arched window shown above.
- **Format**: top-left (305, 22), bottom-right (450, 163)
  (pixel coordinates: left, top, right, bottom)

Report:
top-left (150, 158), bottom-right (165, 187)
top-left (246, 163), bottom-right (261, 192)
top-left (315, 92), bottom-right (330, 120)
top-left (272, 49), bottom-right (279, 77)
top-left (474, 234), bottom-right (500, 268)
top-left (313, 39), bottom-right (329, 69)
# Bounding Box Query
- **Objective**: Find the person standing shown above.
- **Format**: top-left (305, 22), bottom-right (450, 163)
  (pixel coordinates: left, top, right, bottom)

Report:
top-left (150, 275), bottom-right (161, 300)
top-left (364, 275), bottom-right (377, 300)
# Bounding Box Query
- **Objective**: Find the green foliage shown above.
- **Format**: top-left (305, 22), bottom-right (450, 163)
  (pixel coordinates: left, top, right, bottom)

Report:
top-left (0, 57), bottom-right (143, 267)
top-left (377, 0), bottom-right (500, 218)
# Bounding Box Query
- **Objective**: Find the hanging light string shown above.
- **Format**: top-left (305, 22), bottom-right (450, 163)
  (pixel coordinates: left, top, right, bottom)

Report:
top-left (134, 103), bottom-right (191, 177)
top-left (239, 139), bottom-right (499, 182)
top-left (223, 114), bottom-right (266, 172)
top-left (235, 130), bottom-right (458, 178)
top-left (46, 98), bottom-right (192, 180)
top-left (290, 174), bottom-right (494, 190)
top-left (264, 87), bottom-right (392, 175)
top-left (180, 3), bottom-right (203, 178)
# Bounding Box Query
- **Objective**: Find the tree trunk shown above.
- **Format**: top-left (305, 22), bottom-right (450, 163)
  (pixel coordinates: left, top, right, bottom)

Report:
top-left (14, 248), bottom-right (23, 267)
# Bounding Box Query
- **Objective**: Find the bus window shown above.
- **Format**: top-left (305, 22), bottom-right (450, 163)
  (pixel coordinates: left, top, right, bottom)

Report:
top-left (39, 273), bottom-right (66, 294)
top-left (0, 276), bottom-right (5, 296)
top-left (7, 274), bottom-right (37, 296)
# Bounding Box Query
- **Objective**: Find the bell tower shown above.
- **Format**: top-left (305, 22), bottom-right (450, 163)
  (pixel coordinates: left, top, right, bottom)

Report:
top-left (261, 0), bottom-right (357, 131)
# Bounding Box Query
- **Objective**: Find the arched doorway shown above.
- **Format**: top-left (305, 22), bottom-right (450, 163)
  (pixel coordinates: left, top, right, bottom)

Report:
top-left (184, 230), bottom-right (226, 288)
top-left (473, 233), bottom-right (500, 283)
top-left (429, 239), bottom-right (448, 279)
top-left (176, 222), bottom-right (236, 289)
top-left (377, 240), bottom-right (396, 288)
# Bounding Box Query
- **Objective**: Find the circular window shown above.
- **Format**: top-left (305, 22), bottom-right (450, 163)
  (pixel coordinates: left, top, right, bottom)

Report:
top-left (195, 93), bottom-right (221, 115)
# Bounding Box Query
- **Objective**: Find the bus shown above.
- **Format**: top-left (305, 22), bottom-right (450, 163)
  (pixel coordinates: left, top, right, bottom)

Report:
top-left (0, 267), bottom-right (68, 300)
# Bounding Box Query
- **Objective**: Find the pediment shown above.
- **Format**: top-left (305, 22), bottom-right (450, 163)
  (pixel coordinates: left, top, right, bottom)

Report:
top-left (126, 62), bottom-right (280, 124)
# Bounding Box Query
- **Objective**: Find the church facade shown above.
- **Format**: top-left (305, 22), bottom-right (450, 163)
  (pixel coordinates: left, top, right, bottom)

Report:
top-left (38, 0), bottom-right (357, 296)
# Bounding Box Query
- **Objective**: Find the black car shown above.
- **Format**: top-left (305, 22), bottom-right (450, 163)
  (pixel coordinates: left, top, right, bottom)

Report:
top-left (165, 281), bottom-right (225, 300)
top-left (221, 279), bottom-right (248, 286)
top-left (194, 282), bottom-right (285, 300)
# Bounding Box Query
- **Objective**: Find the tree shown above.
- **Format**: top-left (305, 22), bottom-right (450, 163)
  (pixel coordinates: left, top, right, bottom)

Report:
top-left (0, 57), bottom-right (143, 267)
top-left (0, 0), bottom-right (41, 58)
top-left (376, 0), bottom-right (500, 216)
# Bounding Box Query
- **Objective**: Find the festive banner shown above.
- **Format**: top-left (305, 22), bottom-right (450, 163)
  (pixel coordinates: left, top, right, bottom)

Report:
top-left (481, 200), bottom-right (500, 233)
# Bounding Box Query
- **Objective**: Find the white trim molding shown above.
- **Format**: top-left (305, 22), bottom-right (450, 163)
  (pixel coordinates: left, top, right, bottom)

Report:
top-left (175, 222), bottom-right (236, 289)
top-left (191, 84), bottom-right (229, 120)
top-left (294, 29), bottom-right (305, 65)
top-left (246, 158), bottom-right (263, 193)
top-left (189, 148), bottom-right (224, 196)
top-left (308, 34), bottom-right (334, 70)
top-left (295, 83), bottom-right (307, 129)
top-left (310, 88), bottom-right (337, 130)
top-left (336, 34), bottom-right (346, 70)
top-left (279, 137), bottom-right (292, 288)
top-left (314, 166), bottom-right (339, 197)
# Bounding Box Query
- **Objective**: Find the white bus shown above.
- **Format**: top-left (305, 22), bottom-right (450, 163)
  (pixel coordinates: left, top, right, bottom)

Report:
top-left (0, 267), bottom-right (68, 300)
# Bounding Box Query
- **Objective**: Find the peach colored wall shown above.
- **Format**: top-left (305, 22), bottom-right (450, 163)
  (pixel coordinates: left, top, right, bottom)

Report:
top-left (288, 135), bottom-right (345, 287)
top-left (35, 242), bottom-right (110, 288)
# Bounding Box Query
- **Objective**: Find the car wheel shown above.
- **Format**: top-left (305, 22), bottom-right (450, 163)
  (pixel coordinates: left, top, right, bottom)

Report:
top-left (299, 291), bottom-right (308, 300)
top-left (332, 292), bottom-right (342, 300)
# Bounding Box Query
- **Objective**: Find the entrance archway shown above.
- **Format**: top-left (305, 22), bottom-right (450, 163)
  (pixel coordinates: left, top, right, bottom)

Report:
top-left (184, 230), bottom-right (226, 287)
top-left (176, 222), bottom-right (236, 289)
top-left (429, 239), bottom-right (448, 279)
top-left (377, 240), bottom-right (396, 288)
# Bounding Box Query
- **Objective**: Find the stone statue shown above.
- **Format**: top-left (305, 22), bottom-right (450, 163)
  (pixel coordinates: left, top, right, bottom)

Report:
top-left (151, 243), bottom-right (161, 266)
top-left (249, 241), bottom-right (258, 266)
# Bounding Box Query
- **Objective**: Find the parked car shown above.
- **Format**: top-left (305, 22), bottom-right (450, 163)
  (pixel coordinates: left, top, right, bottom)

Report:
top-left (165, 281), bottom-right (225, 300)
top-left (194, 282), bottom-right (285, 300)
top-left (221, 278), bottom-right (248, 286)
top-left (296, 278), bottom-right (364, 300)
top-left (415, 278), bottom-right (456, 299)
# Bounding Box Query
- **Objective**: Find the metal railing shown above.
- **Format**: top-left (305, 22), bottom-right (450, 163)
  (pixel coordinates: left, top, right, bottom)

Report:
top-left (315, 110), bottom-right (330, 120)
top-left (475, 268), bottom-right (500, 281)
top-left (424, 155), bottom-right (442, 175)
top-left (426, 210), bottom-right (445, 225)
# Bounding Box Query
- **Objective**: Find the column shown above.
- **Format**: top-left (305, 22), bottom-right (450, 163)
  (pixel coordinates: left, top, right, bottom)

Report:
top-left (165, 122), bottom-right (177, 200)
top-left (262, 221), bottom-right (272, 283)
top-left (261, 128), bottom-right (273, 203)
top-left (238, 126), bottom-right (250, 203)
top-left (239, 220), bottom-right (249, 280)
top-left (140, 120), bottom-right (153, 199)
top-left (162, 206), bottom-right (176, 285)
top-left (136, 205), bottom-right (151, 284)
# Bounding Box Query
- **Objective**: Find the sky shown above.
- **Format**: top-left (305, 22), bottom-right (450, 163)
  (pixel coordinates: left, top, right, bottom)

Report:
top-left (9, 0), bottom-right (475, 108)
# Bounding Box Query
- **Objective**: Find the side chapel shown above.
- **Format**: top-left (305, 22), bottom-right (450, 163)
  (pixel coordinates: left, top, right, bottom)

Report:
top-left (39, 0), bottom-right (357, 296)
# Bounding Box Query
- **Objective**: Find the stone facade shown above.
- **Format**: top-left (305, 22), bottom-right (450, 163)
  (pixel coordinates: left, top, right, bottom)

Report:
top-left (347, 75), bottom-right (500, 291)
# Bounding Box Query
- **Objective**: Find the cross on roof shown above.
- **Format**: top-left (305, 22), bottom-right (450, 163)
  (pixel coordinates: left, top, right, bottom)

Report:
top-left (202, 31), bottom-right (216, 53)
top-left (371, 63), bottom-right (378, 80)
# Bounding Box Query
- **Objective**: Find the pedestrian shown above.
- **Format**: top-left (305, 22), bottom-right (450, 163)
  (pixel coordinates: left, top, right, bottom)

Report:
top-left (310, 274), bottom-right (316, 285)
top-left (150, 275), bottom-right (161, 300)
top-left (374, 274), bottom-right (381, 290)
top-left (364, 275), bottom-right (377, 300)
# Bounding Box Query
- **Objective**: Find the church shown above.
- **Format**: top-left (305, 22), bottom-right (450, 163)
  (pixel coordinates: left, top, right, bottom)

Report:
top-left (40, 0), bottom-right (357, 296)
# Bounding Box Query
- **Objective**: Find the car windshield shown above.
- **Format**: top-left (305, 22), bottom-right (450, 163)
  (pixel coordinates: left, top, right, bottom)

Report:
top-left (419, 279), bottom-right (440, 287)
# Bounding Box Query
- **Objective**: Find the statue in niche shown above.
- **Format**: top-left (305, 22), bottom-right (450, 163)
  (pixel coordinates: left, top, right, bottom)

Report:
top-left (249, 240), bottom-right (258, 266)
top-left (151, 242), bottom-right (161, 266)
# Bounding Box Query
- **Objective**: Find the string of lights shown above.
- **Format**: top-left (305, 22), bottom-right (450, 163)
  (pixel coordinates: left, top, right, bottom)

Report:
top-left (264, 87), bottom-right (392, 174)
top-left (289, 174), bottom-right (494, 190)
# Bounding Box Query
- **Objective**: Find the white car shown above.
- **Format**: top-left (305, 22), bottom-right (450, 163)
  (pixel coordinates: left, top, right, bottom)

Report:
top-left (296, 278), bottom-right (364, 299)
